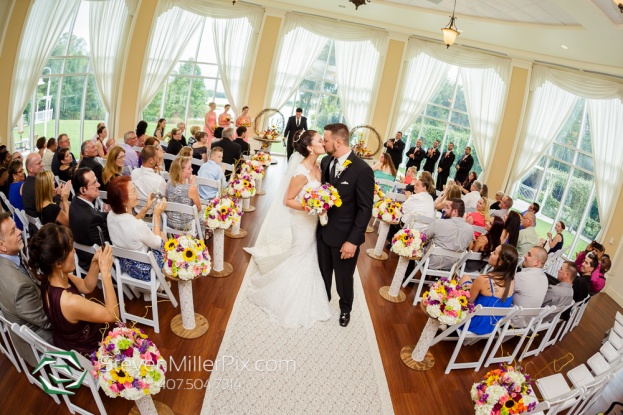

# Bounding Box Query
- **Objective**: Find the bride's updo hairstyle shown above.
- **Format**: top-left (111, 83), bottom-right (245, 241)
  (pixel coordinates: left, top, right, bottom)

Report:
top-left (293, 130), bottom-right (316, 157)
top-left (28, 223), bottom-right (74, 280)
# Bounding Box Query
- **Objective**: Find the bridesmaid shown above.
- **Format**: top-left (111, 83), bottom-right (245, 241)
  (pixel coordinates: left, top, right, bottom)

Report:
top-left (218, 104), bottom-right (232, 129)
top-left (235, 106), bottom-right (252, 128)
top-left (204, 102), bottom-right (217, 141)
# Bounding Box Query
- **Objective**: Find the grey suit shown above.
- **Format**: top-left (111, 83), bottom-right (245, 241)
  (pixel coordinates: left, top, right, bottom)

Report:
top-left (424, 217), bottom-right (473, 270)
top-left (0, 255), bottom-right (52, 366)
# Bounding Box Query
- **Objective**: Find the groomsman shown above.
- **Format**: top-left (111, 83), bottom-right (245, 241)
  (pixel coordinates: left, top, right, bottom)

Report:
top-left (422, 139), bottom-right (441, 174)
top-left (405, 138), bottom-right (426, 171)
top-left (436, 142), bottom-right (455, 192)
top-left (454, 146), bottom-right (474, 184)
top-left (283, 107), bottom-right (308, 160)
top-left (383, 132), bottom-right (406, 169)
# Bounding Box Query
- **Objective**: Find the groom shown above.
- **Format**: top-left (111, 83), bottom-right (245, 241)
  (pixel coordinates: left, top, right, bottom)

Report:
top-left (318, 123), bottom-right (374, 327)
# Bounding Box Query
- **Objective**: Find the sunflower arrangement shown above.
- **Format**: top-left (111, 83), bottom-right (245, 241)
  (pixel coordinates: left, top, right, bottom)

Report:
top-left (205, 196), bottom-right (241, 229)
top-left (251, 152), bottom-right (272, 167)
top-left (422, 278), bottom-right (474, 325)
top-left (91, 324), bottom-right (167, 400)
top-left (163, 235), bottom-right (211, 280)
top-left (391, 228), bottom-right (427, 258)
top-left (227, 173), bottom-right (256, 198)
top-left (470, 364), bottom-right (537, 415)
top-left (301, 184), bottom-right (342, 226)
top-left (259, 126), bottom-right (280, 140)
top-left (353, 139), bottom-right (372, 158)
top-left (373, 183), bottom-right (385, 203)
top-left (239, 160), bottom-right (265, 181)
top-left (372, 198), bottom-right (402, 223)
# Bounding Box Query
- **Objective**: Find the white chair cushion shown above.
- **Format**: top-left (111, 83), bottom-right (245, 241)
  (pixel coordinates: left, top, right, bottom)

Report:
top-left (536, 373), bottom-right (571, 400)
top-left (609, 330), bottom-right (623, 350)
top-left (600, 341), bottom-right (620, 363)
top-left (566, 364), bottom-right (595, 388)
top-left (587, 352), bottom-right (610, 375)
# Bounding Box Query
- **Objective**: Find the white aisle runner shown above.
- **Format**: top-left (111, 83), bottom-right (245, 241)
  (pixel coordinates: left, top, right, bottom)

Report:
top-left (201, 259), bottom-right (394, 415)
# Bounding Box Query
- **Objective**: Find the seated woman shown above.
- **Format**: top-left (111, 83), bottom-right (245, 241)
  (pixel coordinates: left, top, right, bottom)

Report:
top-left (166, 157), bottom-right (202, 231)
top-left (458, 244), bottom-right (517, 335)
top-left (501, 211), bottom-right (521, 247)
top-left (28, 224), bottom-right (118, 355)
top-left (419, 171), bottom-right (437, 199)
top-left (466, 216), bottom-right (505, 272)
top-left (401, 166), bottom-right (417, 185)
top-left (192, 131), bottom-right (209, 163)
top-left (107, 176), bottom-right (168, 282)
top-left (544, 220), bottom-right (565, 253)
top-left (7, 160), bottom-right (25, 230)
top-left (57, 148), bottom-right (75, 182)
top-left (95, 125), bottom-right (109, 158)
top-left (35, 171), bottom-right (71, 225)
top-left (465, 197), bottom-right (490, 237)
top-left (460, 171), bottom-right (478, 195)
top-left (100, 146), bottom-right (125, 191)
top-left (372, 153), bottom-right (397, 193)
top-left (434, 183), bottom-right (461, 214)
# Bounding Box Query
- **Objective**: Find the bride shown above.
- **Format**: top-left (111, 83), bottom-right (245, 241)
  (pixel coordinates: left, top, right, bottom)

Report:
top-left (244, 130), bottom-right (332, 328)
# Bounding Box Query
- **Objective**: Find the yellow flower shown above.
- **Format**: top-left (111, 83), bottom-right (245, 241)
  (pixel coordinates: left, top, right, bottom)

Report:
top-left (165, 239), bottom-right (177, 251)
top-left (459, 297), bottom-right (468, 307)
top-left (343, 160), bottom-right (352, 168)
top-left (219, 206), bottom-right (229, 215)
top-left (183, 248), bottom-right (196, 262)
top-left (111, 369), bottom-right (133, 384)
top-left (335, 198), bottom-right (342, 207)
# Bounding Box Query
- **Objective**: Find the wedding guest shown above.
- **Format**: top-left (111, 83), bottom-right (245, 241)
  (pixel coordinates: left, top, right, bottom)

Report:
top-left (132, 145), bottom-right (167, 202)
top-left (28, 223), bottom-right (118, 355)
top-left (517, 211), bottom-right (540, 256)
top-left (0, 149), bottom-right (11, 200)
top-left (501, 211), bottom-right (521, 247)
top-left (460, 171), bottom-right (478, 195)
top-left (544, 221), bottom-right (565, 253)
top-left (465, 196), bottom-right (489, 237)
top-left (490, 191), bottom-right (504, 210)
top-left (42, 137), bottom-right (57, 171)
top-left (462, 180), bottom-right (482, 211)
top-left (480, 184), bottom-right (489, 199)
top-left (36, 136), bottom-right (47, 159)
top-left (165, 128), bottom-right (184, 171)
top-left (144, 137), bottom-right (164, 173)
top-left (178, 147), bottom-right (193, 159)
top-left (136, 120), bottom-right (148, 147)
top-left (177, 122), bottom-right (188, 146)
top-left (107, 176), bottom-right (167, 282)
top-left (198, 147), bottom-right (226, 201)
top-left (211, 127), bottom-right (241, 175)
top-left (234, 126), bottom-right (250, 157)
top-left (192, 132), bottom-right (210, 161)
top-left (372, 153), bottom-right (396, 193)
top-left (235, 106), bottom-right (252, 128)
top-left (512, 246), bottom-right (549, 326)
top-left (101, 146), bottom-right (125, 191)
top-left (204, 102), bottom-right (217, 140)
top-left (122, 130), bottom-right (139, 169)
top-left (405, 139), bottom-right (425, 171)
top-left (469, 216), bottom-right (504, 254)
top-left (187, 125), bottom-right (201, 146)
top-left (51, 134), bottom-right (76, 176)
top-left (574, 241), bottom-right (606, 293)
top-left (423, 199), bottom-right (473, 270)
top-left (385, 177), bottom-right (436, 247)
top-left (420, 171), bottom-right (437, 199)
top-left (8, 160), bottom-right (25, 230)
top-left (434, 183), bottom-right (461, 213)
top-left (401, 167), bottom-right (417, 185)
top-left (78, 140), bottom-right (104, 185)
top-left (22, 153), bottom-right (44, 219)
top-left (35, 171), bottom-right (70, 226)
top-left (94, 125), bottom-right (109, 158)
top-left (166, 157), bottom-right (201, 230)
top-left (57, 148), bottom-right (75, 182)
top-left (213, 127), bottom-right (224, 140)
top-left (218, 104), bottom-right (232, 129)
top-left (154, 118), bottom-right (166, 141)
top-left (491, 195), bottom-right (513, 219)
top-left (542, 261), bottom-right (576, 308)
top-left (89, 122), bottom-right (105, 142)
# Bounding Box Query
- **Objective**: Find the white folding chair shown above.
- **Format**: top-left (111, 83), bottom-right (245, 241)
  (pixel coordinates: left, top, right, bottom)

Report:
top-left (404, 214), bottom-right (435, 230)
top-left (111, 246), bottom-right (178, 333)
top-left (375, 178), bottom-right (394, 191)
top-left (386, 191), bottom-right (406, 202)
top-left (0, 310), bottom-right (21, 372)
top-left (471, 225), bottom-right (486, 235)
top-left (616, 311), bottom-right (623, 326)
top-left (162, 202), bottom-right (204, 240)
top-left (18, 325), bottom-right (107, 414)
top-left (0, 191), bottom-right (15, 216)
top-left (430, 305), bottom-right (519, 373)
top-left (25, 212), bottom-right (43, 231)
top-left (555, 297), bottom-right (587, 342)
top-left (604, 329), bottom-right (623, 351)
top-left (520, 302), bottom-right (574, 361)
top-left (162, 153), bottom-right (176, 171)
top-left (535, 374), bottom-right (584, 415)
top-left (570, 295), bottom-right (590, 331)
top-left (222, 162), bottom-right (234, 178)
top-left (392, 182), bottom-right (407, 193)
top-left (132, 145), bottom-right (143, 153)
top-left (195, 176), bottom-right (222, 204)
top-left (161, 171), bottom-right (170, 181)
top-left (190, 157), bottom-right (204, 169)
top-left (456, 251), bottom-right (485, 281)
top-left (566, 372), bottom-right (614, 415)
top-left (94, 157), bottom-right (106, 167)
top-left (73, 242), bottom-right (133, 301)
top-left (14, 209), bottom-right (29, 236)
top-left (402, 244), bottom-right (468, 305)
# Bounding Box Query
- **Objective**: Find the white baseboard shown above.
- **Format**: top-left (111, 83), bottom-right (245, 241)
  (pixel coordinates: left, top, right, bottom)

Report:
top-left (606, 286), bottom-right (623, 308)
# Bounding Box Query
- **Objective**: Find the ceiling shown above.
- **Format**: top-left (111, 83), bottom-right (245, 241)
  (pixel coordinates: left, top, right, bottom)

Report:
top-left (252, 0), bottom-right (623, 76)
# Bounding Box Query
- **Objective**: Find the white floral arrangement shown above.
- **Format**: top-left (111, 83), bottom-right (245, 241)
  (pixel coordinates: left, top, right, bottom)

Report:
top-left (205, 196), bottom-right (241, 229)
top-left (372, 198), bottom-right (402, 223)
top-left (163, 235), bottom-right (211, 280)
top-left (422, 278), bottom-right (473, 326)
top-left (227, 173), bottom-right (256, 198)
top-left (470, 364), bottom-right (537, 415)
top-left (239, 160), bottom-right (265, 181)
top-left (251, 152), bottom-right (271, 167)
top-left (390, 228), bottom-right (427, 258)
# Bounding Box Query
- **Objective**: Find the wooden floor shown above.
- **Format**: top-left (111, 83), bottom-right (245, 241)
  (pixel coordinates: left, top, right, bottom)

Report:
top-left (1, 155), bottom-right (622, 415)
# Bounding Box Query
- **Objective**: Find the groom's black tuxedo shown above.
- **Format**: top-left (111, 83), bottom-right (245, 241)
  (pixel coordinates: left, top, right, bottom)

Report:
top-left (317, 152), bottom-right (374, 313)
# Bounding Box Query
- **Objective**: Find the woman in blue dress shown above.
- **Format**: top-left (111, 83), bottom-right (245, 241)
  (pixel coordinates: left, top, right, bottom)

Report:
top-left (372, 153), bottom-right (397, 193)
top-left (459, 244), bottom-right (518, 335)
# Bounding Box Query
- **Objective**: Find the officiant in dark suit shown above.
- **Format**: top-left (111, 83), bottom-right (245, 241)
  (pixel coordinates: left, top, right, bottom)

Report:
top-left (454, 146), bottom-right (474, 184)
top-left (318, 123), bottom-right (374, 327)
top-left (436, 142), bottom-right (456, 192)
top-left (283, 107), bottom-right (308, 160)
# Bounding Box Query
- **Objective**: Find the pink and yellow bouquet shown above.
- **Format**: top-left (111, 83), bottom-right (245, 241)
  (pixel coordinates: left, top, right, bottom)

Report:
top-left (259, 126), bottom-right (279, 140)
top-left (227, 173), bottom-right (256, 198)
top-left (422, 278), bottom-right (474, 325)
top-left (301, 184), bottom-right (342, 226)
top-left (91, 324), bottom-right (167, 400)
top-left (372, 198), bottom-right (402, 223)
top-left (163, 235), bottom-right (211, 280)
top-left (470, 364), bottom-right (537, 415)
top-left (391, 228), bottom-right (427, 258)
top-left (251, 152), bottom-right (271, 167)
top-left (240, 160), bottom-right (265, 181)
top-left (373, 183), bottom-right (385, 203)
top-left (205, 196), bottom-right (241, 229)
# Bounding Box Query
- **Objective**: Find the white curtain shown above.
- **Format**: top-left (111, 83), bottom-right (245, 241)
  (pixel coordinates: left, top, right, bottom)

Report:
top-left (8, 0), bottom-right (81, 150)
top-left (587, 98), bottom-right (623, 236)
top-left (531, 65), bottom-right (623, 100)
top-left (89, 0), bottom-right (135, 134)
top-left (137, 4), bottom-right (203, 115)
top-left (508, 81), bottom-right (578, 186)
top-left (0, 0), bottom-right (16, 57)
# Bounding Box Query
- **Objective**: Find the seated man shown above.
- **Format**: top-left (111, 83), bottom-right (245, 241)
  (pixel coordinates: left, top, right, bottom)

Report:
top-left (234, 126), bottom-right (250, 157)
top-left (69, 168), bottom-right (110, 271)
top-left (517, 211), bottom-right (540, 257)
top-left (198, 147), bottom-right (227, 200)
top-left (574, 241), bottom-right (607, 293)
top-left (542, 261), bottom-right (577, 308)
top-left (560, 255), bottom-right (596, 321)
top-left (22, 153), bottom-right (44, 218)
top-left (131, 145), bottom-right (167, 202)
top-left (512, 246), bottom-right (549, 326)
top-left (490, 195), bottom-right (513, 219)
top-left (78, 140), bottom-right (104, 184)
top-left (0, 213), bottom-right (52, 366)
top-left (51, 134), bottom-right (77, 176)
top-left (462, 180), bottom-right (482, 212)
top-left (211, 127), bottom-right (241, 177)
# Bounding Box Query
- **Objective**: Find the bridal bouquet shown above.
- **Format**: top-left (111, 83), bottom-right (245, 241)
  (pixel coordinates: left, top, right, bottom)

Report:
top-left (259, 126), bottom-right (279, 140)
top-left (91, 324), bottom-right (167, 400)
top-left (163, 235), bottom-right (211, 280)
top-left (391, 228), bottom-right (427, 258)
top-left (227, 173), bottom-right (256, 198)
top-left (205, 196), bottom-right (241, 229)
top-left (471, 364), bottom-right (537, 415)
top-left (239, 160), bottom-right (265, 181)
top-left (301, 184), bottom-right (342, 226)
top-left (251, 152), bottom-right (272, 167)
top-left (372, 198), bottom-right (402, 223)
top-left (373, 183), bottom-right (385, 203)
top-left (422, 278), bottom-right (473, 325)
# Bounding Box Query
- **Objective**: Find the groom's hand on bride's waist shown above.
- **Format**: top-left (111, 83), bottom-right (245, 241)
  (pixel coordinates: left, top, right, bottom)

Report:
top-left (340, 242), bottom-right (357, 259)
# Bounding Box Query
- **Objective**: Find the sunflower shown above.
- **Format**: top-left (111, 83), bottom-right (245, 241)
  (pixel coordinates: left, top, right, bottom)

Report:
top-left (165, 239), bottom-right (177, 251)
top-left (111, 368), bottom-right (133, 384)
top-left (183, 248), bottom-right (196, 262)
top-left (219, 206), bottom-right (229, 215)
top-left (459, 297), bottom-right (468, 307)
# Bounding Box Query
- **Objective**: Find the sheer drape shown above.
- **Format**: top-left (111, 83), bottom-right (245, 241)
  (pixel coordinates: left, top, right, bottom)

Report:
top-left (587, 98), bottom-right (623, 236)
top-left (508, 81), bottom-right (578, 186)
top-left (89, 0), bottom-right (135, 134)
top-left (137, 4), bottom-right (203, 115)
top-left (8, 0), bottom-right (81, 149)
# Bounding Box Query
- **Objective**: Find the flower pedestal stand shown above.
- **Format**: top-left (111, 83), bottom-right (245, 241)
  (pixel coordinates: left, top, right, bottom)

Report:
top-left (166, 275), bottom-right (209, 339)
top-left (209, 228), bottom-right (233, 278)
top-left (366, 220), bottom-right (393, 261)
top-left (242, 197), bottom-right (255, 213)
top-left (400, 304), bottom-right (437, 371)
top-left (379, 255), bottom-right (415, 303)
top-left (224, 219), bottom-right (247, 239)
top-left (129, 395), bottom-right (174, 415)
top-left (366, 217), bottom-right (374, 233)
top-left (255, 176), bottom-right (266, 196)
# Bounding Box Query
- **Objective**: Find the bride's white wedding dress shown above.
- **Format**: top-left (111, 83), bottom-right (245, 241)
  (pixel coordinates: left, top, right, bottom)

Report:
top-left (245, 163), bottom-right (331, 328)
